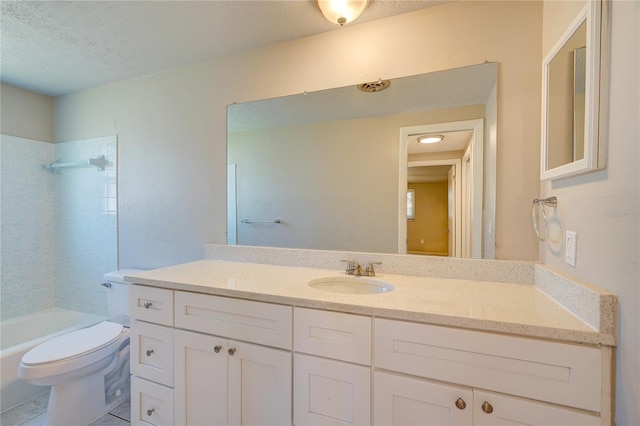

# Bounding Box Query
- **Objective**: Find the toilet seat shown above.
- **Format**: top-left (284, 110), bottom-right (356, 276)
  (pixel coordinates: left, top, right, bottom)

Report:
top-left (18, 321), bottom-right (129, 383)
top-left (22, 321), bottom-right (124, 365)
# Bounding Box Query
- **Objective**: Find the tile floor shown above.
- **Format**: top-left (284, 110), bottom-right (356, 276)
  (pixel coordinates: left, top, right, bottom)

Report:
top-left (0, 390), bottom-right (131, 426)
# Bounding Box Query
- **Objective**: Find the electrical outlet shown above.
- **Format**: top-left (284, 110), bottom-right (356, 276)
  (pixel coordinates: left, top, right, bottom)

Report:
top-left (565, 231), bottom-right (578, 267)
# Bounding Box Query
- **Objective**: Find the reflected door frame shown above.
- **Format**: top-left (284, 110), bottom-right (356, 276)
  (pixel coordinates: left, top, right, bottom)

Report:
top-left (398, 119), bottom-right (484, 258)
top-left (406, 159), bottom-right (462, 257)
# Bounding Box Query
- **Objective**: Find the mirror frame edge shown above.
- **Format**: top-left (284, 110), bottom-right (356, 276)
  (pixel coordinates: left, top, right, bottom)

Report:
top-left (540, 0), bottom-right (608, 181)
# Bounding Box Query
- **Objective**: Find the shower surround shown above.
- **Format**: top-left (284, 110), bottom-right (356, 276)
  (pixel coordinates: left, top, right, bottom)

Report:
top-left (0, 134), bottom-right (118, 320)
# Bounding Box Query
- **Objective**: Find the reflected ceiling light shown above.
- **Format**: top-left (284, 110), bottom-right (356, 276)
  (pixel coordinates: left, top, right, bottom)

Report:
top-left (417, 134), bottom-right (444, 144)
top-left (318, 0), bottom-right (370, 26)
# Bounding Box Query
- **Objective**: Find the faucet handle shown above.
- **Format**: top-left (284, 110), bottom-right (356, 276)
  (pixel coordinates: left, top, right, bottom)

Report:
top-left (341, 259), bottom-right (355, 275)
top-left (365, 261), bottom-right (382, 277)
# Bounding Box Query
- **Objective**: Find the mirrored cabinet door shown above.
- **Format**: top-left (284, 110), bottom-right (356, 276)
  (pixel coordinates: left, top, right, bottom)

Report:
top-left (541, 0), bottom-right (609, 180)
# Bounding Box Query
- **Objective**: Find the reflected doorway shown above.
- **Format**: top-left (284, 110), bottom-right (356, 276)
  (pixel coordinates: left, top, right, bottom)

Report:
top-left (407, 164), bottom-right (458, 256)
top-left (398, 119), bottom-right (484, 258)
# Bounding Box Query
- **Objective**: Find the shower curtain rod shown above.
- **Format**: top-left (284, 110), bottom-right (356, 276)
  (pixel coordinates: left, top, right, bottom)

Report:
top-left (45, 155), bottom-right (107, 172)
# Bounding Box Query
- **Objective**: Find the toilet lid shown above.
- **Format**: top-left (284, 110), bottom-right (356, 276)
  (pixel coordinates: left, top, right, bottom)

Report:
top-left (22, 321), bottom-right (124, 365)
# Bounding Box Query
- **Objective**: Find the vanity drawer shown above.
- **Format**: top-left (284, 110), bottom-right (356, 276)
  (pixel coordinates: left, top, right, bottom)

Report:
top-left (130, 320), bottom-right (174, 387)
top-left (175, 291), bottom-right (292, 350)
top-left (130, 286), bottom-right (174, 326)
top-left (374, 318), bottom-right (603, 412)
top-left (131, 376), bottom-right (174, 426)
top-left (294, 307), bottom-right (371, 365)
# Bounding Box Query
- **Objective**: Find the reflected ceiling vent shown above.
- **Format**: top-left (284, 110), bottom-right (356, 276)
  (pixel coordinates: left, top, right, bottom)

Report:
top-left (357, 78), bottom-right (391, 93)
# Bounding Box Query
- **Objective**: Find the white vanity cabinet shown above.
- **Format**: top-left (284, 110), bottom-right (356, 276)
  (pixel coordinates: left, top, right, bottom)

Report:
top-left (173, 291), bottom-right (292, 426)
top-left (293, 308), bottom-right (372, 425)
top-left (129, 287), bottom-right (175, 426)
top-left (129, 286), bottom-right (293, 426)
top-left (127, 276), bottom-right (612, 426)
top-left (374, 318), bottom-right (608, 425)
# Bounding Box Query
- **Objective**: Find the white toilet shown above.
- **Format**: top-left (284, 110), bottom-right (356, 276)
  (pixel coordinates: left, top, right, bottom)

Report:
top-left (18, 270), bottom-right (143, 426)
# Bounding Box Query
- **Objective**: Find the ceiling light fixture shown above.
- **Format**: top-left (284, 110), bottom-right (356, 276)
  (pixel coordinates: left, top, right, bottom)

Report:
top-left (417, 134), bottom-right (445, 144)
top-left (318, 0), bottom-right (370, 26)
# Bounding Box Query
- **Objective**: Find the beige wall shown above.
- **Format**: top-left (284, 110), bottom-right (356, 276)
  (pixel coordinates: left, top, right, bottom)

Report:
top-left (1, 83), bottom-right (54, 142)
top-left (54, 1), bottom-right (543, 267)
top-left (541, 2), bottom-right (640, 424)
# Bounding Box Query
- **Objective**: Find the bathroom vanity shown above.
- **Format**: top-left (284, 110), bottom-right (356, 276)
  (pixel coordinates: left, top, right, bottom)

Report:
top-left (125, 250), bottom-right (615, 426)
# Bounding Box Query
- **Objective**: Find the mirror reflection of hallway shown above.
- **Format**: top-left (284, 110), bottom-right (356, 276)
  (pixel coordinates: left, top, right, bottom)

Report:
top-left (400, 120), bottom-right (486, 258)
top-left (407, 165), bottom-right (453, 256)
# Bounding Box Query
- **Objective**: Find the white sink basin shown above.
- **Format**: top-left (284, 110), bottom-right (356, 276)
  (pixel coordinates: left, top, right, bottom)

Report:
top-left (308, 276), bottom-right (395, 294)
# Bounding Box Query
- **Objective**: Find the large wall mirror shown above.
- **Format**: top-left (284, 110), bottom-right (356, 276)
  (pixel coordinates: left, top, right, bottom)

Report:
top-left (227, 63), bottom-right (497, 258)
top-left (541, 0), bottom-right (608, 180)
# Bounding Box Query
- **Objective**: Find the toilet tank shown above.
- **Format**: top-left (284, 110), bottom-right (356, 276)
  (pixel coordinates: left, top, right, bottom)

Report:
top-left (103, 269), bottom-right (145, 327)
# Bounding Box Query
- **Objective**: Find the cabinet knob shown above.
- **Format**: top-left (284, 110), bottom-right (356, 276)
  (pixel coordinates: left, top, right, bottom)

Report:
top-left (455, 398), bottom-right (466, 410)
top-left (143, 302), bottom-right (152, 309)
top-left (228, 348), bottom-right (237, 356)
top-left (146, 349), bottom-right (154, 356)
top-left (214, 345), bottom-right (222, 353)
top-left (146, 408), bottom-right (155, 416)
top-left (481, 401), bottom-right (494, 414)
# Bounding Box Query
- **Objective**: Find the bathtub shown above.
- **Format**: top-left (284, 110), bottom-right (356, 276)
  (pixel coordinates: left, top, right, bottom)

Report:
top-left (0, 308), bottom-right (105, 412)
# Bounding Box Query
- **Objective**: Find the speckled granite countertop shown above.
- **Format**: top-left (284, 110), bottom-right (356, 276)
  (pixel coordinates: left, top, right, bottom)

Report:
top-left (125, 259), bottom-right (615, 346)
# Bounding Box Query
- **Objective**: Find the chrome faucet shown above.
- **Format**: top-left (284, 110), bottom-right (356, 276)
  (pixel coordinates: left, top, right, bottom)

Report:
top-left (364, 261), bottom-right (382, 277)
top-left (341, 260), bottom-right (382, 276)
top-left (341, 260), bottom-right (364, 276)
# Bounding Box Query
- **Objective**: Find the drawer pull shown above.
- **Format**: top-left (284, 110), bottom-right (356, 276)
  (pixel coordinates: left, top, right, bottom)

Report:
top-left (455, 398), bottom-right (466, 410)
top-left (481, 401), bottom-right (494, 414)
top-left (146, 349), bottom-right (154, 356)
top-left (214, 345), bottom-right (222, 353)
top-left (228, 348), bottom-right (237, 356)
top-left (143, 302), bottom-right (153, 309)
top-left (147, 408), bottom-right (155, 416)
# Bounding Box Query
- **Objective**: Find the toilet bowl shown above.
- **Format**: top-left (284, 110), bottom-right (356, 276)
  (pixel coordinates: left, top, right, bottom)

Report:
top-left (17, 270), bottom-right (143, 426)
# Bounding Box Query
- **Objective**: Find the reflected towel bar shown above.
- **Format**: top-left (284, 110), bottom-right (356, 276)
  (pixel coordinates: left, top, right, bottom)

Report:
top-left (241, 219), bottom-right (281, 224)
top-left (45, 155), bottom-right (107, 172)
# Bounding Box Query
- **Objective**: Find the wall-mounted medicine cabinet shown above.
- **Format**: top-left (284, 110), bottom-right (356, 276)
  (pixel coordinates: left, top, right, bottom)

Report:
top-left (541, 0), bottom-right (609, 181)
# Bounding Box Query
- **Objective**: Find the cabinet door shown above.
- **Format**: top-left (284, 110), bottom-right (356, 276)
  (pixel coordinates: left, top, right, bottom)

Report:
top-left (374, 371), bottom-right (473, 426)
top-left (227, 339), bottom-right (292, 426)
top-left (174, 330), bottom-right (228, 426)
top-left (294, 353), bottom-right (370, 425)
top-left (473, 390), bottom-right (601, 426)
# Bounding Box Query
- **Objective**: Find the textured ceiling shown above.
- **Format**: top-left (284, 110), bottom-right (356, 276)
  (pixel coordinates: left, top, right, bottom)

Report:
top-left (0, 0), bottom-right (446, 97)
top-left (228, 63), bottom-right (497, 133)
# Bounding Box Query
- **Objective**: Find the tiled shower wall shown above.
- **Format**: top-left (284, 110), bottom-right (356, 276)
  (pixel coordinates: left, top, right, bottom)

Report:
top-left (54, 136), bottom-right (118, 316)
top-left (0, 134), bottom-right (117, 320)
top-left (1, 135), bottom-right (56, 320)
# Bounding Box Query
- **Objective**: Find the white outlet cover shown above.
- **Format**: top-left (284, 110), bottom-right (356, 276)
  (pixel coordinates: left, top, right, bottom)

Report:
top-left (565, 231), bottom-right (578, 267)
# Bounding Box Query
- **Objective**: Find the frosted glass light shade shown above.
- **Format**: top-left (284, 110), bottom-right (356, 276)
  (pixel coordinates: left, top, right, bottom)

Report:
top-left (417, 134), bottom-right (444, 144)
top-left (318, 0), bottom-right (370, 26)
